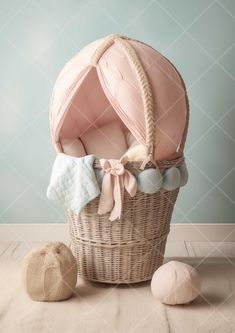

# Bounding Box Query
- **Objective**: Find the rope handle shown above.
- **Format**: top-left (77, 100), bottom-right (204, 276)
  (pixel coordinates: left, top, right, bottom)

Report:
top-left (128, 37), bottom-right (190, 156)
top-left (91, 34), bottom-right (189, 162)
top-left (177, 77), bottom-right (189, 154)
top-left (92, 34), bottom-right (155, 163)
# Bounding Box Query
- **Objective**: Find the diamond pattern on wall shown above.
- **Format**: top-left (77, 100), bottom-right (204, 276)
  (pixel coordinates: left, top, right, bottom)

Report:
top-left (0, 0), bottom-right (234, 225)
top-left (0, 95), bottom-right (28, 151)
top-left (33, 35), bottom-right (78, 82)
top-left (1, 187), bottom-right (62, 221)
top-left (1, 127), bottom-right (54, 184)
top-left (64, 2), bottom-right (121, 49)
top-left (0, 0), bottom-right (28, 27)
top-left (96, 0), bottom-right (152, 28)
top-left (187, 188), bottom-right (235, 223)
top-left (0, 35), bottom-right (28, 90)
top-left (219, 106), bottom-right (235, 141)
top-left (219, 44), bottom-right (235, 79)
top-left (2, 65), bottom-right (53, 121)
top-left (1, 2), bottom-right (60, 60)
top-left (219, 168), bottom-right (235, 202)
top-left (187, 127), bottom-right (235, 183)
top-left (35, 0), bottom-right (88, 28)
top-left (219, 0), bottom-right (235, 16)
top-left (165, 34), bottom-right (212, 86)
top-left (189, 65), bottom-right (235, 121)
top-left (184, 101), bottom-right (214, 151)
top-left (188, 2), bottom-right (235, 58)
top-left (125, 2), bottom-right (183, 51)
top-left (157, 0), bottom-right (214, 28)
top-left (0, 158), bottom-right (28, 212)
top-left (173, 159), bottom-right (214, 217)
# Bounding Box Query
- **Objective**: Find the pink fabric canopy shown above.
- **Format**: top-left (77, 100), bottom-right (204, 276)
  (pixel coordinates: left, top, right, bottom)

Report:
top-left (50, 34), bottom-right (188, 161)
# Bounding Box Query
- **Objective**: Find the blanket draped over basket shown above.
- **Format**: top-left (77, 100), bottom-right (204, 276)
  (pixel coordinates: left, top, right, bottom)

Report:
top-left (49, 34), bottom-right (189, 283)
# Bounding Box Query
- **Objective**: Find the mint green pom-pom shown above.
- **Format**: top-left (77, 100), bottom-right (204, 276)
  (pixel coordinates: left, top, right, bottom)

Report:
top-left (178, 162), bottom-right (188, 187)
top-left (137, 168), bottom-right (162, 194)
top-left (162, 167), bottom-right (181, 191)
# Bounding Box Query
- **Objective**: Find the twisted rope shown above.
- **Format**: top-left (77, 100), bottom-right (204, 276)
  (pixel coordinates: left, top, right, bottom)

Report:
top-left (91, 34), bottom-right (128, 65)
top-left (126, 37), bottom-right (189, 155)
top-left (91, 34), bottom-right (155, 163)
top-left (114, 38), bottom-right (155, 163)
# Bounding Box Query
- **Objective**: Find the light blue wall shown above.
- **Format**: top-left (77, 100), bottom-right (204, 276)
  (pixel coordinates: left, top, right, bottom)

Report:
top-left (0, 0), bottom-right (235, 224)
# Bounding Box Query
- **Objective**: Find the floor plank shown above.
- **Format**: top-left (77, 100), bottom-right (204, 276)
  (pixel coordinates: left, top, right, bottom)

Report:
top-left (0, 242), bottom-right (20, 259)
top-left (1, 242), bottom-right (235, 332)
top-left (9, 242), bottom-right (50, 259)
top-left (165, 241), bottom-right (189, 257)
top-left (1, 258), bottom-right (235, 332)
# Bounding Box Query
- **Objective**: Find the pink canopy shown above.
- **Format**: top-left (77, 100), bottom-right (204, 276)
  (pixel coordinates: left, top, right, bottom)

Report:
top-left (50, 34), bottom-right (188, 161)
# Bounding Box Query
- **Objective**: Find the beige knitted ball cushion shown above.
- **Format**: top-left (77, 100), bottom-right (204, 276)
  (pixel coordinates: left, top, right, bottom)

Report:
top-left (151, 261), bottom-right (201, 305)
top-left (22, 242), bottom-right (77, 302)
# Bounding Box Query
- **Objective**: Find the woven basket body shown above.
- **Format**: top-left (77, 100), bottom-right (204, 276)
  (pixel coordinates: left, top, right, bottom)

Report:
top-left (68, 158), bottom-right (183, 283)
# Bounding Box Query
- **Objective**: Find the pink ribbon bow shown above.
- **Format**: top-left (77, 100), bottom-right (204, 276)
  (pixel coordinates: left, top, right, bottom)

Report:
top-left (98, 156), bottom-right (137, 221)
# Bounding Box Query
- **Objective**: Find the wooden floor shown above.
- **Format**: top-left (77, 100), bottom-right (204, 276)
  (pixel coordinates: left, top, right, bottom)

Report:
top-left (1, 241), bottom-right (235, 333)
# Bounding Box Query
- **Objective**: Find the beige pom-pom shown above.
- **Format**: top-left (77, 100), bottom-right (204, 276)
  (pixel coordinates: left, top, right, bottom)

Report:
top-left (22, 242), bottom-right (77, 302)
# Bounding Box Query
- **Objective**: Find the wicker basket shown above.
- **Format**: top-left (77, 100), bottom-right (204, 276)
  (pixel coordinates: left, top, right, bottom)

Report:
top-left (68, 157), bottom-right (185, 283)
top-left (64, 35), bottom-right (189, 284)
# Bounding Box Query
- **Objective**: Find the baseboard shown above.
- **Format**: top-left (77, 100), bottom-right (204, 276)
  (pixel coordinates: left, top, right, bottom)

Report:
top-left (0, 223), bottom-right (235, 242)
top-left (167, 223), bottom-right (235, 242)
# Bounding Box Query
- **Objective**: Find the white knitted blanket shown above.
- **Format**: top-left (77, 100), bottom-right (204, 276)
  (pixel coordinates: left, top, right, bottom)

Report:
top-left (47, 153), bottom-right (100, 213)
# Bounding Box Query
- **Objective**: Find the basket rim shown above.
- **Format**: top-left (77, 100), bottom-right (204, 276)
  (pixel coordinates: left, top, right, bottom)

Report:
top-left (93, 153), bottom-right (185, 171)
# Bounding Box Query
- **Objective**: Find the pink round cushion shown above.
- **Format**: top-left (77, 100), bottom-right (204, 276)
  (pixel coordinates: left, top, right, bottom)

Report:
top-left (151, 261), bottom-right (201, 305)
top-left (61, 138), bottom-right (86, 157)
top-left (81, 121), bottom-right (127, 159)
top-left (50, 35), bottom-right (188, 161)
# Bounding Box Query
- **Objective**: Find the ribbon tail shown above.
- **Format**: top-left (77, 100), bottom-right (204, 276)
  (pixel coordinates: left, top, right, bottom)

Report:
top-left (109, 176), bottom-right (123, 221)
top-left (98, 173), bottom-right (114, 215)
top-left (124, 170), bottom-right (137, 197)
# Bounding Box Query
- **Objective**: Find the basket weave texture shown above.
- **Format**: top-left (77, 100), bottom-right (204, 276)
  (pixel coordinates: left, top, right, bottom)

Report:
top-left (65, 34), bottom-right (189, 283)
top-left (68, 158), bottom-right (183, 283)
